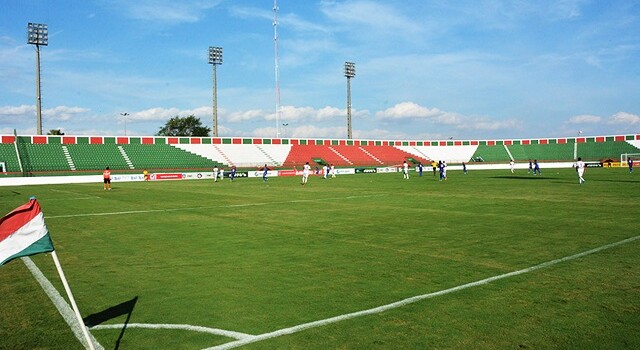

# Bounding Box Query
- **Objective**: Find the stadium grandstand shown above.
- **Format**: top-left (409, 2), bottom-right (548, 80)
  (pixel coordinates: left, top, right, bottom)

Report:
top-left (1, 134), bottom-right (639, 176)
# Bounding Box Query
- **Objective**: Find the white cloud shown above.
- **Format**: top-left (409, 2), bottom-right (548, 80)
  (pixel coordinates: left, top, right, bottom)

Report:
top-left (550, 0), bottom-right (585, 19)
top-left (228, 5), bottom-right (271, 20)
top-left (225, 105), bottom-right (365, 123)
top-left (0, 105), bottom-right (89, 122)
top-left (43, 106), bottom-right (90, 121)
top-left (608, 112), bottom-right (640, 125)
top-left (568, 114), bottom-right (602, 124)
top-left (227, 109), bottom-right (266, 123)
top-left (320, 0), bottom-right (423, 35)
top-left (289, 125), bottom-right (345, 138)
top-left (111, 0), bottom-right (223, 24)
top-left (239, 124), bottom-right (347, 139)
top-left (375, 102), bottom-right (442, 119)
top-left (0, 126), bottom-right (37, 134)
top-left (272, 106), bottom-right (317, 121)
top-left (456, 118), bottom-right (521, 131)
top-left (375, 101), bottom-right (521, 132)
top-left (282, 13), bottom-right (331, 33)
top-left (124, 106), bottom-right (211, 122)
top-left (354, 128), bottom-right (408, 140)
top-left (375, 102), bottom-right (463, 125)
top-left (0, 104), bottom-right (35, 117)
top-left (275, 105), bottom-right (345, 121)
top-left (132, 107), bottom-right (182, 121)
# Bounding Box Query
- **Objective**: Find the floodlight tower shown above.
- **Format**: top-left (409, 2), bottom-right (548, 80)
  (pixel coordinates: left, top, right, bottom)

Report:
top-left (208, 46), bottom-right (223, 137)
top-left (27, 23), bottom-right (48, 135)
top-left (273, 0), bottom-right (281, 138)
top-left (344, 62), bottom-right (356, 139)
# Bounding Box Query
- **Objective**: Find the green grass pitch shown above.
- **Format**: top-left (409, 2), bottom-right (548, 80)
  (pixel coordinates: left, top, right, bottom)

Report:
top-left (1, 167), bottom-right (639, 349)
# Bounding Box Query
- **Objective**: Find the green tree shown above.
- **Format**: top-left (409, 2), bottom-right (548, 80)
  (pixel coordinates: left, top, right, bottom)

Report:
top-left (156, 115), bottom-right (211, 136)
top-left (47, 129), bottom-right (64, 135)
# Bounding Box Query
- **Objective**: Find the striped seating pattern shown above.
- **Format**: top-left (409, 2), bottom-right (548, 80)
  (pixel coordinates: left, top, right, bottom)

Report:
top-left (21, 144), bottom-right (70, 171)
top-left (123, 144), bottom-right (216, 170)
top-left (67, 144), bottom-right (129, 170)
top-left (0, 144), bottom-right (21, 172)
top-left (3, 138), bottom-right (638, 174)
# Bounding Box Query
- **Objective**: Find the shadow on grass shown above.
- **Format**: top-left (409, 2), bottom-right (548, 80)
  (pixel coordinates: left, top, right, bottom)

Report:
top-left (84, 296), bottom-right (138, 350)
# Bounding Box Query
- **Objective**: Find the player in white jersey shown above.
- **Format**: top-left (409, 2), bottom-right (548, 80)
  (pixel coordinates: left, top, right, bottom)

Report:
top-left (302, 162), bottom-right (311, 185)
top-left (402, 161), bottom-right (409, 179)
top-left (509, 160), bottom-right (515, 173)
top-left (213, 166), bottom-right (219, 182)
top-left (575, 157), bottom-right (586, 184)
top-left (442, 161), bottom-right (447, 180)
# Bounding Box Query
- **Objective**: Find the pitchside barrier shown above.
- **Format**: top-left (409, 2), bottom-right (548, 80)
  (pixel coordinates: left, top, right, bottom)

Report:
top-left (0, 162), bottom-right (591, 187)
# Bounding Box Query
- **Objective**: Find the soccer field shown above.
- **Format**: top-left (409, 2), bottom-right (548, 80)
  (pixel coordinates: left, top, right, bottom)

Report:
top-left (1, 168), bottom-right (639, 349)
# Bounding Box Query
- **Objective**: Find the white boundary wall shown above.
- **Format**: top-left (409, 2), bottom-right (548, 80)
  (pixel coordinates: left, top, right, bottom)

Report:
top-left (0, 162), bottom-right (578, 187)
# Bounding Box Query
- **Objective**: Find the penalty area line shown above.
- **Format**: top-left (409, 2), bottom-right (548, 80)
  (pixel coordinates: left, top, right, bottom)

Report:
top-left (205, 234), bottom-right (640, 350)
top-left (44, 194), bottom-right (386, 219)
top-left (49, 188), bottom-right (102, 199)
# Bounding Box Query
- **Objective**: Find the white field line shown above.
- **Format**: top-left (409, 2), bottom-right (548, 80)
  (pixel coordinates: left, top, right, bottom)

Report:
top-left (50, 188), bottom-right (101, 199)
top-left (44, 197), bottom-right (98, 201)
top-left (21, 257), bottom-right (105, 350)
top-left (44, 194), bottom-right (385, 219)
top-left (90, 323), bottom-right (254, 340)
top-left (204, 234), bottom-right (640, 350)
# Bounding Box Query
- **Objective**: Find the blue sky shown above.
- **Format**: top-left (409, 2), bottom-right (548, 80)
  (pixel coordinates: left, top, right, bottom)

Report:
top-left (1, 0), bottom-right (639, 140)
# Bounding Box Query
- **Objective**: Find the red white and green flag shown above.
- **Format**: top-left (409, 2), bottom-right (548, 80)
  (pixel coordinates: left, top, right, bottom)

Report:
top-left (0, 198), bottom-right (54, 266)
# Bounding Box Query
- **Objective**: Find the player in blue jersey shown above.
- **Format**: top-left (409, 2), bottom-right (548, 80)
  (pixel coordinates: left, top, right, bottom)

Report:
top-left (629, 158), bottom-right (634, 173)
top-left (230, 166), bottom-right (237, 181)
top-left (533, 160), bottom-right (541, 175)
top-left (261, 164), bottom-right (269, 182)
top-left (417, 162), bottom-right (423, 177)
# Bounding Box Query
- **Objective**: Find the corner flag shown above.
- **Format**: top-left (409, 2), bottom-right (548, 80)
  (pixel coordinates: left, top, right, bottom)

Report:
top-left (0, 197), bottom-right (97, 350)
top-left (0, 197), bottom-right (54, 266)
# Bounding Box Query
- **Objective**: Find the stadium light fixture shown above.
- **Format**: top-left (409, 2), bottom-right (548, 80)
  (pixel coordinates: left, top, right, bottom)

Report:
top-left (208, 46), bottom-right (223, 137)
top-left (120, 113), bottom-right (130, 136)
top-left (344, 62), bottom-right (356, 139)
top-left (27, 22), bottom-right (48, 135)
top-left (282, 123), bottom-right (288, 138)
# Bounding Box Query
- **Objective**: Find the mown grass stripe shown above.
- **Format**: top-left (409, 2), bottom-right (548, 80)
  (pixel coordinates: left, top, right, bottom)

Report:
top-left (207, 235), bottom-right (640, 350)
